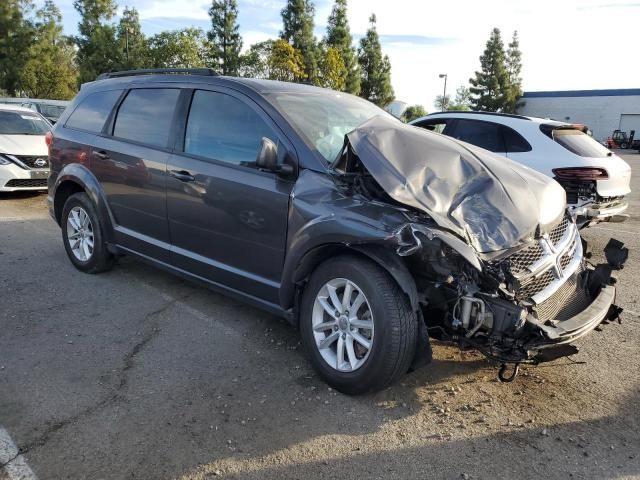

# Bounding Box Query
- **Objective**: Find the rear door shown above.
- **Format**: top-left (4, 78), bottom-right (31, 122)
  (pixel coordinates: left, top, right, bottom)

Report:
top-left (94, 87), bottom-right (181, 261)
top-left (166, 88), bottom-right (294, 304)
top-left (449, 118), bottom-right (507, 155)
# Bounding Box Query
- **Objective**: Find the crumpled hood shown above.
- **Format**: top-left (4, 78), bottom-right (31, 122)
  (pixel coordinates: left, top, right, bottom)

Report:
top-left (346, 116), bottom-right (567, 253)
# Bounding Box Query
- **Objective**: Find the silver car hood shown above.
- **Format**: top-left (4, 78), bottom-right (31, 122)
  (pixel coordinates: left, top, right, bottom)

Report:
top-left (345, 116), bottom-right (567, 253)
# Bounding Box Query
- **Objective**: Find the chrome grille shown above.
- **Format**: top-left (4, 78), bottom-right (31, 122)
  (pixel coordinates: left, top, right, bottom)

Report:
top-left (15, 155), bottom-right (49, 169)
top-left (533, 266), bottom-right (590, 321)
top-left (548, 216), bottom-right (569, 245)
top-left (498, 216), bottom-right (582, 302)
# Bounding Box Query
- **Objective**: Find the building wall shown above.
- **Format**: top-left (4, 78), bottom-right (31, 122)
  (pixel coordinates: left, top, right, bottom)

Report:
top-left (516, 90), bottom-right (640, 142)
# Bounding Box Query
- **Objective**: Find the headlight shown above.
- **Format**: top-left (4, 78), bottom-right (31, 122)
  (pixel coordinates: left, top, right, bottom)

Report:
top-left (0, 154), bottom-right (12, 166)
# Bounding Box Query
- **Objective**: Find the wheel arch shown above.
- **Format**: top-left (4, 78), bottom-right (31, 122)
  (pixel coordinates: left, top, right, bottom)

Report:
top-left (281, 242), bottom-right (419, 326)
top-left (53, 164), bottom-right (116, 245)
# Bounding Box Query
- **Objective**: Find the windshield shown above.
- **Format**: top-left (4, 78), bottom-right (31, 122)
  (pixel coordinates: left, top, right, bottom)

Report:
top-left (0, 111), bottom-right (50, 135)
top-left (39, 104), bottom-right (66, 119)
top-left (541, 125), bottom-right (611, 158)
top-left (268, 92), bottom-right (397, 162)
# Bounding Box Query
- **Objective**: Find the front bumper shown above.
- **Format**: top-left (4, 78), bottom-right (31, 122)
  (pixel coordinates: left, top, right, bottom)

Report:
top-left (0, 163), bottom-right (49, 191)
top-left (529, 284), bottom-right (615, 348)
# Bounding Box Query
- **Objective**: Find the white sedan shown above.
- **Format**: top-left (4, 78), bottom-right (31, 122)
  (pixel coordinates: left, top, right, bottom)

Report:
top-left (410, 111), bottom-right (632, 227)
top-left (0, 104), bottom-right (51, 192)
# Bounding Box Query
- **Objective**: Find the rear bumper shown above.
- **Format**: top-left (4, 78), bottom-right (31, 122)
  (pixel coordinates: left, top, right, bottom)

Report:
top-left (571, 200), bottom-right (629, 224)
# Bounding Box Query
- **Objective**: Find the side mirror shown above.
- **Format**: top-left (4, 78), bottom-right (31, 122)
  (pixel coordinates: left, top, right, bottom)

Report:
top-left (256, 137), bottom-right (294, 176)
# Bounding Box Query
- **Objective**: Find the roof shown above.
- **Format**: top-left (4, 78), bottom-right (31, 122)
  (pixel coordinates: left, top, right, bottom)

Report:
top-left (523, 89), bottom-right (640, 98)
top-left (412, 111), bottom-right (569, 127)
top-left (0, 104), bottom-right (37, 113)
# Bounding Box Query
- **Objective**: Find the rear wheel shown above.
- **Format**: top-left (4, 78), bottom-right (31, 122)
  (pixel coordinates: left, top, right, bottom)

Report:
top-left (300, 255), bottom-right (417, 395)
top-left (61, 192), bottom-right (114, 273)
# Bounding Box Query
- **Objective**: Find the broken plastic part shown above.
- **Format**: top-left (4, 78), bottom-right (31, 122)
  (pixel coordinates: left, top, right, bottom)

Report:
top-left (498, 363), bottom-right (519, 382)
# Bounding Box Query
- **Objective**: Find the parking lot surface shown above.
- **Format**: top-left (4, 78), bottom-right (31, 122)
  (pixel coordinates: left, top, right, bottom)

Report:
top-left (1, 154), bottom-right (639, 479)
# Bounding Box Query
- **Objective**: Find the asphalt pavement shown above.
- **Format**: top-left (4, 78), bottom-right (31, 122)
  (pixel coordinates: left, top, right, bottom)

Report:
top-left (0, 154), bottom-right (639, 479)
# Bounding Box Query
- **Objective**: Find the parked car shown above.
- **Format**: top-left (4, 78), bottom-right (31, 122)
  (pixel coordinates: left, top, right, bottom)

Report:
top-left (0, 104), bottom-right (51, 192)
top-left (410, 112), bottom-right (632, 227)
top-left (47, 69), bottom-right (625, 394)
top-left (19, 99), bottom-right (69, 124)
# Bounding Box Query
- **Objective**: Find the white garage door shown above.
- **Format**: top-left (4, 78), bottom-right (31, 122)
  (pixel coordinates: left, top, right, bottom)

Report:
top-left (619, 114), bottom-right (640, 134)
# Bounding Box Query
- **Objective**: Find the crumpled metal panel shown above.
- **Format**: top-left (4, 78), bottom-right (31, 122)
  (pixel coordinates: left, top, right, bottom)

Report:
top-left (345, 116), bottom-right (567, 253)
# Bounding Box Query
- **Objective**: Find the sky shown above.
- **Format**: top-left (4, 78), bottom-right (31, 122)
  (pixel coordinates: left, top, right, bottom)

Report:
top-left (51, 0), bottom-right (640, 109)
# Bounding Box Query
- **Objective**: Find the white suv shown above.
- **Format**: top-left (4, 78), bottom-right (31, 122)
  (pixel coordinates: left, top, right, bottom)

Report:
top-left (410, 112), bottom-right (631, 226)
top-left (0, 104), bottom-right (51, 192)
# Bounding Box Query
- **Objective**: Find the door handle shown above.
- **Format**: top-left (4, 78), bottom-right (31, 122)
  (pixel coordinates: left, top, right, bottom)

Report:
top-left (92, 150), bottom-right (109, 160)
top-left (169, 169), bottom-right (195, 182)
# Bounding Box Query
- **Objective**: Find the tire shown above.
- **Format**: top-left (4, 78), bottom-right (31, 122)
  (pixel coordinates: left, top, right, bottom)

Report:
top-left (61, 192), bottom-right (114, 274)
top-left (299, 255), bottom-right (417, 395)
top-left (620, 142), bottom-right (628, 149)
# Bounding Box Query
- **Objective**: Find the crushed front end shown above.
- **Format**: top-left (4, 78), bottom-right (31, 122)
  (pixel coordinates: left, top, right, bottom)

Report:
top-left (397, 214), bottom-right (626, 380)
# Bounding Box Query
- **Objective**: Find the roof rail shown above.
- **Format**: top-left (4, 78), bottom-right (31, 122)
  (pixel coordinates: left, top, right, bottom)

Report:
top-left (96, 68), bottom-right (219, 80)
top-left (429, 110), bottom-right (531, 121)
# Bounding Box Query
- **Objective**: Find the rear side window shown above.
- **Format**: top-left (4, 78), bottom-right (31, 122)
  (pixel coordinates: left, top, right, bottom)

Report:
top-left (113, 89), bottom-right (180, 148)
top-left (413, 119), bottom-right (450, 134)
top-left (541, 125), bottom-right (610, 158)
top-left (452, 119), bottom-right (506, 152)
top-left (184, 90), bottom-right (276, 167)
top-left (502, 126), bottom-right (532, 153)
top-left (65, 90), bottom-right (122, 133)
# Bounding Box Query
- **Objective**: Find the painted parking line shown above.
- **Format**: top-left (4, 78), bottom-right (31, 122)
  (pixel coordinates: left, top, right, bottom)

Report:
top-left (590, 225), bottom-right (639, 236)
top-left (0, 428), bottom-right (37, 480)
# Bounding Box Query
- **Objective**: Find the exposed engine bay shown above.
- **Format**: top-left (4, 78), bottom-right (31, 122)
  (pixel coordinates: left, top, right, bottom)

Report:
top-left (316, 116), bottom-right (628, 381)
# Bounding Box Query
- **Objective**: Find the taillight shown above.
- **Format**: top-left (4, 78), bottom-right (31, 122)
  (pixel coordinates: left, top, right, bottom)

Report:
top-left (552, 167), bottom-right (609, 180)
top-left (45, 131), bottom-right (53, 147)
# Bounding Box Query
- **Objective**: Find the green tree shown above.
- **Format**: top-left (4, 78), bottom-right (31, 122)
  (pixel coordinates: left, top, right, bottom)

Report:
top-left (239, 40), bottom-right (273, 78)
top-left (504, 30), bottom-right (522, 113)
top-left (0, 0), bottom-right (34, 95)
top-left (280, 0), bottom-right (317, 82)
top-left (449, 85), bottom-right (471, 110)
top-left (74, 0), bottom-right (120, 82)
top-left (434, 94), bottom-right (450, 111)
top-left (402, 104), bottom-right (427, 122)
top-left (208, 0), bottom-right (242, 75)
top-left (358, 14), bottom-right (394, 107)
top-left (117, 7), bottom-right (146, 70)
top-left (20, 0), bottom-right (78, 99)
top-left (317, 45), bottom-right (346, 90)
top-left (325, 0), bottom-right (359, 94)
top-left (469, 28), bottom-right (509, 111)
top-left (147, 28), bottom-right (210, 68)
top-left (268, 39), bottom-right (305, 81)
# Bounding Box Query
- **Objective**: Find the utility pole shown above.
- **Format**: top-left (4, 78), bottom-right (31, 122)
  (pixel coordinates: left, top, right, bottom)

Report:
top-left (439, 73), bottom-right (448, 111)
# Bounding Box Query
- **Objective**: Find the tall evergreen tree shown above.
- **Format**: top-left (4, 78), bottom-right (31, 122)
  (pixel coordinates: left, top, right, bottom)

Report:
top-left (147, 28), bottom-right (209, 68)
top-left (21, 0), bottom-right (78, 99)
top-left (208, 0), bottom-right (242, 76)
top-left (325, 0), bottom-right (359, 94)
top-left (280, 0), bottom-right (317, 82)
top-left (0, 0), bottom-right (34, 95)
top-left (468, 28), bottom-right (509, 111)
top-left (504, 30), bottom-right (523, 113)
top-left (357, 14), bottom-right (394, 107)
top-left (74, 0), bottom-right (120, 82)
top-left (117, 6), bottom-right (146, 70)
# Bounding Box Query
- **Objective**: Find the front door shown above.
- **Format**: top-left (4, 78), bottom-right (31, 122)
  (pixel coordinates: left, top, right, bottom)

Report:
top-left (166, 89), bottom-right (293, 305)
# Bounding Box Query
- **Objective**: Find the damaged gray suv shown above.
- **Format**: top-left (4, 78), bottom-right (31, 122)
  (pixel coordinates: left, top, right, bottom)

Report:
top-left (48, 69), bottom-right (626, 394)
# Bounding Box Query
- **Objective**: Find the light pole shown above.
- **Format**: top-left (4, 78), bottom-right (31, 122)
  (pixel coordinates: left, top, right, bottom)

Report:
top-left (439, 73), bottom-right (448, 111)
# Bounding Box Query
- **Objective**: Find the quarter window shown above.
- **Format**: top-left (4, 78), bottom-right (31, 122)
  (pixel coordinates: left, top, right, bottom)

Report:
top-left (113, 89), bottom-right (180, 148)
top-left (184, 90), bottom-right (276, 167)
top-left (414, 120), bottom-right (449, 134)
top-left (453, 119), bottom-right (506, 152)
top-left (502, 126), bottom-right (532, 153)
top-left (65, 90), bottom-right (122, 133)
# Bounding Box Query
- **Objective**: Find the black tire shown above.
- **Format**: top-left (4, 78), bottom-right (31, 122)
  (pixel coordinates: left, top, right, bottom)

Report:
top-left (61, 192), bottom-right (114, 274)
top-left (299, 255), bottom-right (417, 395)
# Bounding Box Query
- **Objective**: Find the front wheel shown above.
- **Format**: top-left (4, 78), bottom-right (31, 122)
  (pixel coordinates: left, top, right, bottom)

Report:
top-left (300, 255), bottom-right (418, 395)
top-left (61, 192), bottom-right (114, 274)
